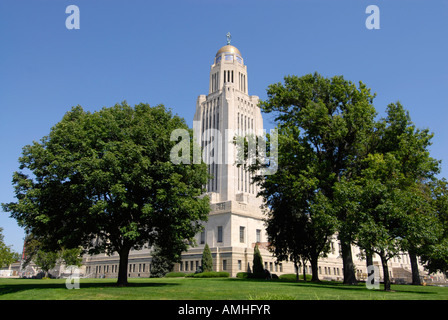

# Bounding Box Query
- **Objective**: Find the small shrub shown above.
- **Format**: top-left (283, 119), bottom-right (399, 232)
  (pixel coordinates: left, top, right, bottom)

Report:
top-left (252, 244), bottom-right (264, 274)
top-left (248, 272), bottom-right (266, 279)
top-left (164, 272), bottom-right (186, 278)
top-left (201, 244), bottom-right (213, 272)
top-left (236, 272), bottom-right (271, 279)
top-left (236, 272), bottom-right (249, 279)
top-left (192, 271), bottom-right (229, 278)
top-left (279, 273), bottom-right (312, 281)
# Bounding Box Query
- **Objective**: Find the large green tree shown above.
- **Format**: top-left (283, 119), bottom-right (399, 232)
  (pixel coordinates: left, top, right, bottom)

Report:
top-left (257, 125), bottom-right (336, 282)
top-left (2, 102), bottom-right (210, 286)
top-left (419, 178), bottom-right (448, 276)
top-left (334, 102), bottom-right (441, 290)
top-left (34, 249), bottom-right (59, 278)
top-left (258, 73), bottom-right (377, 284)
top-left (0, 227), bottom-right (20, 268)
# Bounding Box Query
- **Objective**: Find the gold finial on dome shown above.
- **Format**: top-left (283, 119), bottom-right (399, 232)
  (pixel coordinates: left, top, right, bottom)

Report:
top-left (226, 32), bottom-right (231, 45)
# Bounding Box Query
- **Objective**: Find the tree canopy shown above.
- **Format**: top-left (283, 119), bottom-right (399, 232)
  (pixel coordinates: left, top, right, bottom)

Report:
top-left (2, 102), bottom-right (210, 286)
top-left (252, 73), bottom-right (446, 289)
top-left (258, 73), bottom-right (377, 284)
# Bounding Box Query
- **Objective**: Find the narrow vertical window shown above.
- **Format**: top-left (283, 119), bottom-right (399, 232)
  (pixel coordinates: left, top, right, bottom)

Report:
top-left (244, 164), bottom-right (247, 192)
top-left (217, 226), bottom-right (223, 243)
top-left (210, 163), bottom-right (214, 191)
top-left (216, 112), bottom-right (219, 131)
top-left (215, 163), bottom-right (218, 191)
top-left (239, 226), bottom-right (245, 243)
top-left (200, 231), bottom-right (205, 244)
top-left (241, 164), bottom-right (243, 191)
top-left (238, 166), bottom-right (240, 190)
top-left (237, 113), bottom-right (240, 132)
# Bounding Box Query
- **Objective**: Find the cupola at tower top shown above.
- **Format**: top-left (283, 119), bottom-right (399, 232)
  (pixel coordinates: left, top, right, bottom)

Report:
top-left (213, 32), bottom-right (244, 65)
top-left (215, 45), bottom-right (242, 58)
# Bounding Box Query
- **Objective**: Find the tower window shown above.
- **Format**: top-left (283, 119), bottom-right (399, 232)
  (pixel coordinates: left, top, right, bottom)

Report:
top-left (217, 226), bottom-right (223, 243)
top-left (256, 229), bottom-right (261, 243)
top-left (240, 226), bottom-right (245, 243)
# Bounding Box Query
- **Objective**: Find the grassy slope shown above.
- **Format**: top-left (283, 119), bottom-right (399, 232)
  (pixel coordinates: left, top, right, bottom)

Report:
top-left (0, 277), bottom-right (447, 300)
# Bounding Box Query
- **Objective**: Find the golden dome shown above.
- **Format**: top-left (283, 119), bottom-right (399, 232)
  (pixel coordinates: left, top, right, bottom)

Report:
top-left (215, 45), bottom-right (242, 57)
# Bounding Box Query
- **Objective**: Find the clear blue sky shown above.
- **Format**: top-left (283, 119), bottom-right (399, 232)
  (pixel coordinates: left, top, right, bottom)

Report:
top-left (1, 0), bottom-right (447, 253)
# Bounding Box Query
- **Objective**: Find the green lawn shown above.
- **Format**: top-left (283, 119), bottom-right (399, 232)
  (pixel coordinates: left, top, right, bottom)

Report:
top-left (0, 277), bottom-right (447, 300)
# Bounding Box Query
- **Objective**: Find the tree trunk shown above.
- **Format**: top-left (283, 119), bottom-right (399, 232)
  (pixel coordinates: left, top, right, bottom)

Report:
top-left (310, 255), bottom-right (319, 282)
top-left (341, 241), bottom-right (357, 285)
top-left (380, 254), bottom-right (391, 291)
top-left (302, 258), bottom-right (307, 282)
top-left (117, 245), bottom-right (130, 287)
top-left (366, 250), bottom-right (373, 271)
top-left (409, 252), bottom-right (421, 286)
top-left (293, 259), bottom-right (299, 282)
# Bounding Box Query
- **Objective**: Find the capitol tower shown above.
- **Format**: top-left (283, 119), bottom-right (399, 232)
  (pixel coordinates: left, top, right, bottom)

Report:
top-left (177, 34), bottom-right (276, 275)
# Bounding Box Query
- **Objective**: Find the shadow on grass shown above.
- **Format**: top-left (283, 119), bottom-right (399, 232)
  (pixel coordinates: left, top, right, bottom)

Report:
top-left (0, 278), bottom-right (179, 296)
top-left (223, 277), bottom-right (437, 296)
top-left (293, 281), bottom-right (437, 295)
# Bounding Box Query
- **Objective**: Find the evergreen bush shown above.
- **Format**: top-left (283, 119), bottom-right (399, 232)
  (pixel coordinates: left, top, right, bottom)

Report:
top-left (201, 243), bottom-right (213, 272)
top-left (164, 272), bottom-right (186, 278)
top-left (192, 271), bottom-right (229, 278)
top-left (252, 243), bottom-right (264, 274)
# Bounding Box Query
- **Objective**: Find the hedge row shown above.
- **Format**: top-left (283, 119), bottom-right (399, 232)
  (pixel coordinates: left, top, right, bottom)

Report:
top-left (190, 271), bottom-right (229, 278)
top-left (278, 273), bottom-right (312, 281)
top-left (236, 272), bottom-right (312, 281)
top-left (236, 272), bottom-right (267, 279)
top-left (165, 271), bottom-right (311, 280)
top-left (165, 272), bottom-right (187, 278)
top-left (164, 271), bottom-right (230, 278)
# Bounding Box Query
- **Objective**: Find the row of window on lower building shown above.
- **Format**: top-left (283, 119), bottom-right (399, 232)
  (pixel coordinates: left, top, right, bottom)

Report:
top-left (86, 263), bottom-right (150, 275)
top-left (199, 227), bottom-right (262, 244)
top-left (179, 259), bottom-right (284, 273)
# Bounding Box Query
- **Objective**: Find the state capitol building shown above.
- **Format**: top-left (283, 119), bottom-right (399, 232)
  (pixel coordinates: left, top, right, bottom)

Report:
top-left (14, 37), bottom-right (443, 285)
